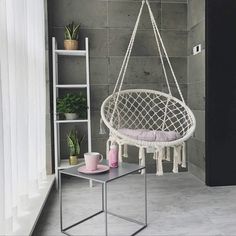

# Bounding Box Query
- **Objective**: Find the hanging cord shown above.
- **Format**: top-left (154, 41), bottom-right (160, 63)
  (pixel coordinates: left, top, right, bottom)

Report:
top-left (99, 117), bottom-right (106, 134)
top-left (146, 3), bottom-right (171, 96)
top-left (146, 0), bottom-right (185, 103)
top-left (146, 0), bottom-right (172, 130)
top-left (110, 0), bottom-right (145, 124)
top-left (112, 0), bottom-right (145, 95)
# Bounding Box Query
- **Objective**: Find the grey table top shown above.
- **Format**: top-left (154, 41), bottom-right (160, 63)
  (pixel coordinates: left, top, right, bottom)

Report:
top-left (59, 160), bottom-right (145, 183)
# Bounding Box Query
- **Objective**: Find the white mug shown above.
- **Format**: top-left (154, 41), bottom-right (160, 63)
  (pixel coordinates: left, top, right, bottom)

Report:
top-left (84, 152), bottom-right (103, 171)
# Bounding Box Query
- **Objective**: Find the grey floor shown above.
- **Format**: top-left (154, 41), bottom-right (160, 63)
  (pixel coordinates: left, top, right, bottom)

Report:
top-left (33, 173), bottom-right (236, 236)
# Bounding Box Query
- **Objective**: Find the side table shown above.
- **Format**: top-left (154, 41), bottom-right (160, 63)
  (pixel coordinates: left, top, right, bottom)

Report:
top-left (59, 161), bottom-right (147, 236)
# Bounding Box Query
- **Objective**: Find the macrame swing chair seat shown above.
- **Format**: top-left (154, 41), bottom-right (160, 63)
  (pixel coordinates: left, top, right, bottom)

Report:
top-left (100, 0), bottom-right (196, 175)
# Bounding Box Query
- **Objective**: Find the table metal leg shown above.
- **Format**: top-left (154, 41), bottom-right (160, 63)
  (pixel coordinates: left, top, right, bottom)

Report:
top-left (144, 168), bottom-right (147, 226)
top-left (102, 184), bottom-right (104, 211)
top-left (103, 183), bottom-right (108, 236)
top-left (59, 172), bottom-right (63, 232)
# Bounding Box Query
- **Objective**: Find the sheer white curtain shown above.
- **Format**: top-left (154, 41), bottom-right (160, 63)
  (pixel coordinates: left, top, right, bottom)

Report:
top-left (0, 0), bottom-right (46, 234)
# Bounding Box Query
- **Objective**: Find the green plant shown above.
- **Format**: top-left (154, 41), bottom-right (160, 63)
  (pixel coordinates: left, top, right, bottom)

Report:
top-left (64, 22), bottom-right (80, 40)
top-left (57, 93), bottom-right (87, 115)
top-left (67, 130), bottom-right (84, 156)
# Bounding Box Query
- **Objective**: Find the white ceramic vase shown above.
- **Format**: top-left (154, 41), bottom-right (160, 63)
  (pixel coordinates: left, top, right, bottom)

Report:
top-left (64, 113), bottom-right (78, 120)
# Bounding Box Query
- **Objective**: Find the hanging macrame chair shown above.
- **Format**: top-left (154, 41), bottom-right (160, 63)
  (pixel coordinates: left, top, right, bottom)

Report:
top-left (100, 0), bottom-right (196, 175)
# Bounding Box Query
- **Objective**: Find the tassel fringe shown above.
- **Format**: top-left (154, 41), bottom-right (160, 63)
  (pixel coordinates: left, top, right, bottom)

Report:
top-left (181, 142), bottom-right (186, 168)
top-left (139, 147), bottom-right (145, 174)
top-left (99, 118), bottom-right (106, 134)
top-left (123, 144), bottom-right (128, 158)
top-left (156, 147), bottom-right (164, 176)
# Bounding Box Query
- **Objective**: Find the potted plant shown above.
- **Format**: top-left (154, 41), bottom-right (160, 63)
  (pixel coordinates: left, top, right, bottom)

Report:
top-left (57, 93), bottom-right (87, 120)
top-left (67, 130), bottom-right (84, 165)
top-left (64, 21), bottom-right (80, 50)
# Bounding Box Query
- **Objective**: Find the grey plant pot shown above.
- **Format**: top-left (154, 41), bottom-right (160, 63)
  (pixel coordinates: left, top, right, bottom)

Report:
top-left (64, 113), bottom-right (78, 120)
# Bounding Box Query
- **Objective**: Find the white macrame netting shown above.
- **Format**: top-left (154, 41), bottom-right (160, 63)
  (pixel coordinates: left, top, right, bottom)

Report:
top-left (101, 89), bottom-right (195, 148)
top-left (100, 0), bottom-right (196, 174)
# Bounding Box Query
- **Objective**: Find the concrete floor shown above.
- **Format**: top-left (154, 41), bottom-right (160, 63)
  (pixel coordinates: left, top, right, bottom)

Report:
top-left (33, 173), bottom-right (236, 236)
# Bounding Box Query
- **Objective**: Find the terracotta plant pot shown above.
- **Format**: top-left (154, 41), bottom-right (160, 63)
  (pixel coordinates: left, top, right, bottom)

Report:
top-left (69, 156), bottom-right (78, 165)
top-left (64, 40), bottom-right (79, 50)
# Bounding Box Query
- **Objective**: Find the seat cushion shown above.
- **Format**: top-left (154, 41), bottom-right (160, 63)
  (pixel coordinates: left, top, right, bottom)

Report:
top-left (118, 128), bottom-right (181, 142)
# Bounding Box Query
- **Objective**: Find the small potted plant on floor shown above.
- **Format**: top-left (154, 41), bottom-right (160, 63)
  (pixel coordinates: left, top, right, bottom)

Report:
top-left (57, 93), bottom-right (87, 120)
top-left (64, 21), bottom-right (80, 50)
top-left (67, 130), bottom-right (84, 165)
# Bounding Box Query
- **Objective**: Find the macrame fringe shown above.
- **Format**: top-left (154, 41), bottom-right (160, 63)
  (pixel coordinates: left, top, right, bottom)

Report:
top-left (172, 145), bottom-right (182, 173)
top-left (166, 146), bottom-right (171, 161)
top-left (181, 142), bottom-right (186, 168)
top-left (118, 143), bottom-right (122, 162)
top-left (108, 142), bottom-right (187, 175)
top-left (99, 118), bottom-right (106, 134)
top-left (139, 147), bottom-right (145, 174)
top-left (156, 147), bottom-right (164, 176)
top-left (123, 144), bottom-right (128, 158)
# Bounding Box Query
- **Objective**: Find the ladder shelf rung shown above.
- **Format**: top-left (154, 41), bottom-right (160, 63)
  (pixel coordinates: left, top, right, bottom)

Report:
top-left (55, 49), bottom-right (86, 56)
top-left (57, 159), bottom-right (85, 170)
top-left (56, 119), bottom-right (88, 124)
top-left (56, 84), bottom-right (87, 88)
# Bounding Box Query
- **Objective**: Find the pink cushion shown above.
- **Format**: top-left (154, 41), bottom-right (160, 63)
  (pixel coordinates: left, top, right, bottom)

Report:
top-left (118, 128), bottom-right (181, 142)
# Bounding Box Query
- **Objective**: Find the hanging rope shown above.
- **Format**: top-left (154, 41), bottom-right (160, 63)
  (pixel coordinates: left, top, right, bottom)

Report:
top-left (112, 0), bottom-right (145, 95)
top-left (110, 0), bottom-right (145, 124)
top-left (146, 3), bottom-right (171, 96)
top-left (146, 0), bottom-right (185, 103)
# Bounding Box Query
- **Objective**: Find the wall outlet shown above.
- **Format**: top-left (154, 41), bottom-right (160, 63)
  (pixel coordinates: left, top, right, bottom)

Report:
top-left (193, 44), bottom-right (201, 55)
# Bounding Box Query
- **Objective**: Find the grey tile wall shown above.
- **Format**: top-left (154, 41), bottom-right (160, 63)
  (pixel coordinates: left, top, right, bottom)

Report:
top-left (50, 0), bottom-right (188, 172)
top-left (187, 0), bottom-right (205, 180)
top-left (161, 3), bottom-right (187, 30)
top-left (187, 0), bottom-right (205, 30)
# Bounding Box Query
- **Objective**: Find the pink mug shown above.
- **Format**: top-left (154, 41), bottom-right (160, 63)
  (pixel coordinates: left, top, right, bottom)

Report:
top-left (84, 152), bottom-right (103, 171)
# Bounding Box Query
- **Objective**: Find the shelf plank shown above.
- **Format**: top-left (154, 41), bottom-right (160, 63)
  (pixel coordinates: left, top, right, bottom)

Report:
top-left (55, 49), bottom-right (86, 56)
top-left (58, 159), bottom-right (85, 170)
top-left (56, 84), bottom-right (87, 88)
top-left (56, 119), bottom-right (88, 124)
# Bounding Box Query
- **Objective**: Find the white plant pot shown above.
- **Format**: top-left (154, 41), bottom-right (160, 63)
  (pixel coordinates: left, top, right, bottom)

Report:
top-left (64, 113), bottom-right (78, 120)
